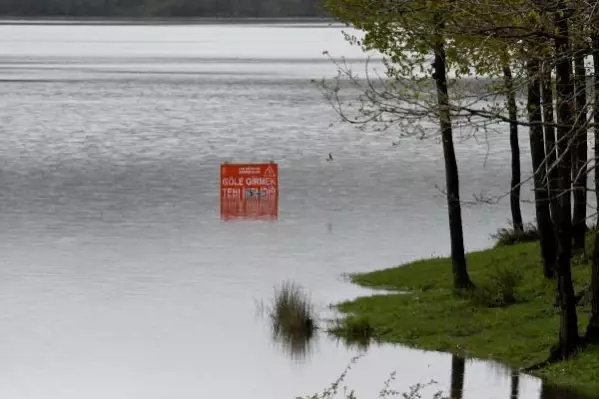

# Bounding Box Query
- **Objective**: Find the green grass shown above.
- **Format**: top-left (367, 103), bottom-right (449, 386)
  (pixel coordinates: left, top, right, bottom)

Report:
top-left (330, 234), bottom-right (599, 396)
top-left (329, 315), bottom-right (376, 351)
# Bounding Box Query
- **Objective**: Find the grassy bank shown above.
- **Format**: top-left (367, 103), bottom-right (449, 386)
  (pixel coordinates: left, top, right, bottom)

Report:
top-left (331, 236), bottom-right (599, 396)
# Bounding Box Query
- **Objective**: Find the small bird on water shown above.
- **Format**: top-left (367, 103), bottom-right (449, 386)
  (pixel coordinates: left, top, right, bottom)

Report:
top-left (326, 153), bottom-right (334, 162)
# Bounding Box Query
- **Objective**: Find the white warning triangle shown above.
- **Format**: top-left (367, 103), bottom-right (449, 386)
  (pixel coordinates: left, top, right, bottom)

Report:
top-left (263, 165), bottom-right (275, 177)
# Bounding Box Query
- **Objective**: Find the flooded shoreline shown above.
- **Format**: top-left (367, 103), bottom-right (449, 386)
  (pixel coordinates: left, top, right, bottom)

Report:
top-left (265, 278), bottom-right (598, 399)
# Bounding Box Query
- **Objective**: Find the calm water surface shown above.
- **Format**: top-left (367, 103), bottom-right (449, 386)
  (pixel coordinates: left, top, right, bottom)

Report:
top-left (0, 22), bottom-right (589, 399)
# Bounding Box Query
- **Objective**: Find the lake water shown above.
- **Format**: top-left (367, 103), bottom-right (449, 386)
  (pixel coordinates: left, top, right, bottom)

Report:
top-left (0, 21), bottom-right (591, 399)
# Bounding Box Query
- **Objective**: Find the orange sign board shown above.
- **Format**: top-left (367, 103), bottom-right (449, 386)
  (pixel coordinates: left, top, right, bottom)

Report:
top-left (220, 163), bottom-right (279, 220)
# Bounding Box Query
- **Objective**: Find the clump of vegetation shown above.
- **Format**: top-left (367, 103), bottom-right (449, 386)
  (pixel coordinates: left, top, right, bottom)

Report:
top-left (329, 315), bottom-right (376, 350)
top-left (491, 223), bottom-right (539, 247)
top-left (572, 250), bottom-right (589, 266)
top-left (468, 265), bottom-right (523, 308)
top-left (267, 281), bottom-right (318, 357)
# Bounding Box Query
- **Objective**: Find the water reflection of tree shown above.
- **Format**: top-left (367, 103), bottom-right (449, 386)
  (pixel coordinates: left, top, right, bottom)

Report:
top-left (450, 359), bottom-right (523, 399)
top-left (510, 371), bottom-right (519, 399)
top-left (450, 355), bottom-right (465, 399)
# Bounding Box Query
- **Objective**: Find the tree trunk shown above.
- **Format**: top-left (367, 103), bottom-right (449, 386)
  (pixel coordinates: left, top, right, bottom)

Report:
top-left (542, 63), bottom-right (560, 236)
top-left (503, 64), bottom-right (524, 232)
top-left (586, 35), bottom-right (599, 342)
top-left (553, 2), bottom-right (580, 358)
top-left (527, 59), bottom-right (556, 279)
top-left (588, 213), bottom-right (599, 342)
top-left (433, 36), bottom-right (474, 291)
top-left (572, 53), bottom-right (588, 253)
top-left (450, 355), bottom-right (465, 399)
top-left (539, 383), bottom-right (550, 399)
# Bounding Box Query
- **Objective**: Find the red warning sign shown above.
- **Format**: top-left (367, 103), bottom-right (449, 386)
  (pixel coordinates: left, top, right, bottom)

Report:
top-left (220, 163), bottom-right (278, 220)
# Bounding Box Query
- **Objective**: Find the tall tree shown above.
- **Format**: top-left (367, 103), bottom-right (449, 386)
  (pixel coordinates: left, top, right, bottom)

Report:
top-left (434, 22), bottom-right (475, 290)
top-left (572, 50), bottom-right (588, 253)
top-left (527, 58), bottom-right (557, 279)
top-left (320, 0), bottom-right (476, 291)
top-left (541, 61), bottom-right (559, 241)
top-left (552, 1), bottom-right (580, 358)
top-left (503, 63), bottom-right (524, 232)
top-left (586, 34), bottom-right (599, 342)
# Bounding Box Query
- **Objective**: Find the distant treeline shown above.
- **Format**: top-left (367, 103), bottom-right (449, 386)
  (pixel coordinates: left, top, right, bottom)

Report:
top-left (0, 0), bottom-right (325, 18)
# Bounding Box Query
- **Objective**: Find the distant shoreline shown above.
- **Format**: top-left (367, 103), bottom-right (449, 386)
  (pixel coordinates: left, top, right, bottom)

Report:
top-left (0, 16), bottom-right (341, 26)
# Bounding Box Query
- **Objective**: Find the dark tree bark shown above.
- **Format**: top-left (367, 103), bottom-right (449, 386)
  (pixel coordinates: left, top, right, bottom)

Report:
top-left (433, 34), bottom-right (474, 291)
top-left (572, 53), bottom-right (588, 253)
top-left (552, 2), bottom-right (580, 358)
top-left (527, 59), bottom-right (557, 279)
top-left (450, 355), bottom-right (465, 399)
top-left (589, 215), bottom-right (599, 342)
top-left (542, 63), bottom-right (560, 235)
top-left (586, 35), bottom-right (599, 343)
top-left (503, 64), bottom-right (524, 232)
top-left (510, 371), bottom-right (519, 399)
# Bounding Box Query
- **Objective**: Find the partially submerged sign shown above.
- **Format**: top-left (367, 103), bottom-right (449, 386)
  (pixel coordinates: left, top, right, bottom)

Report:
top-left (220, 162), bottom-right (278, 220)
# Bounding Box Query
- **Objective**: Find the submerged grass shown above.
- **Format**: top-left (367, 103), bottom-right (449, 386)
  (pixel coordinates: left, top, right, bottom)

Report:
top-left (266, 281), bottom-right (318, 358)
top-left (331, 232), bottom-right (599, 396)
top-left (329, 315), bottom-right (376, 351)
